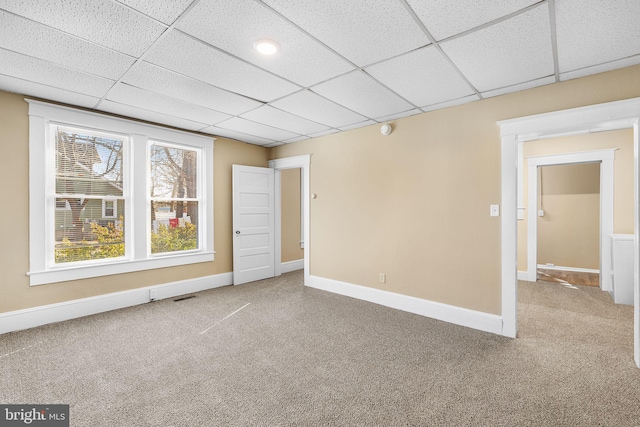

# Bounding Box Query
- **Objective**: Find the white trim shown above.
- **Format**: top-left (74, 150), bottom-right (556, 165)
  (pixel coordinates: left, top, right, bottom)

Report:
top-left (307, 275), bottom-right (503, 335)
top-left (281, 259), bottom-right (304, 273)
top-left (27, 99), bottom-right (215, 285)
top-left (517, 271), bottom-right (529, 281)
top-left (0, 272), bottom-right (233, 335)
top-left (501, 134), bottom-right (518, 338)
top-left (274, 169), bottom-right (282, 277)
top-left (526, 149), bottom-right (615, 289)
top-left (28, 252), bottom-right (215, 285)
top-left (269, 155), bottom-right (311, 285)
top-left (498, 96), bottom-right (640, 368)
top-left (537, 264), bottom-right (599, 274)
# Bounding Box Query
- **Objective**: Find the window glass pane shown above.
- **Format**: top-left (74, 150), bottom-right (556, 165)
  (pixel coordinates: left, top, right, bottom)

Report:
top-left (56, 127), bottom-right (123, 197)
top-left (149, 144), bottom-right (197, 199)
top-left (151, 201), bottom-right (198, 254)
top-left (55, 200), bottom-right (125, 263)
top-left (150, 143), bottom-right (199, 255)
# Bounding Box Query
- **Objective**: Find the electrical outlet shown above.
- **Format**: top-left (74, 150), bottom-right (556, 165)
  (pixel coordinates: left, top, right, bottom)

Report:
top-left (379, 273), bottom-right (386, 284)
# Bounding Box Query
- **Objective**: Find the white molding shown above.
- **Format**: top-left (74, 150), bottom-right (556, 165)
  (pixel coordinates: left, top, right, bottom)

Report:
top-left (517, 271), bottom-right (529, 281)
top-left (307, 276), bottom-right (503, 336)
top-left (281, 259), bottom-right (304, 273)
top-left (0, 272), bottom-right (233, 335)
top-left (28, 252), bottom-right (215, 286)
top-left (501, 134), bottom-right (518, 338)
top-left (274, 169), bottom-right (282, 277)
top-left (498, 96), bottom-right (640, 368)
top-left (526, 149), bottom-right (615, 289)
top-left (537, 264), bottom-right (599, 274)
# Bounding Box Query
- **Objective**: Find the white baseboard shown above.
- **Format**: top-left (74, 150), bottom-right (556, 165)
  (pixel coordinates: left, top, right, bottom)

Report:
top-left (281, 259), bottom-right (304, 274)
top-left (306, 275), bottom-right (504, 336)
top-left (0, 272), bottom-right (233, 335)
top-left (537, 264), bottom-right (599, 273)
top-left (518, 271), bottom-right (529, 281)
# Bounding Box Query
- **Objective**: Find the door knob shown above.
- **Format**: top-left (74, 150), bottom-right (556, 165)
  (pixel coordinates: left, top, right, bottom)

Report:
top-left (235, 230), bottom-right (240, 235)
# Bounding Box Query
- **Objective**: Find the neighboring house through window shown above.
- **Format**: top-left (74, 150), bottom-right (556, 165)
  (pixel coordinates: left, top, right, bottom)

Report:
top-left (27, 100), bottom-right (214, 285)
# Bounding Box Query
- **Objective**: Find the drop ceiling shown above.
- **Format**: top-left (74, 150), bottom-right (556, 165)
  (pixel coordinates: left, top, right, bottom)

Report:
top-left (1, 0), bottom-right (639, 146)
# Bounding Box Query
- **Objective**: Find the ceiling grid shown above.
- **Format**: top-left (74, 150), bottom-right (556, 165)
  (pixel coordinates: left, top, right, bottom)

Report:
top-left (0, 0), bottom-right (638, 145)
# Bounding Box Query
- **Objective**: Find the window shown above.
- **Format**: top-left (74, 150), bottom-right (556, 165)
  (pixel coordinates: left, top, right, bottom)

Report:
top-left (28, 100), bottom-right (214, 285)
top-left (149, 142), bottom-right (200, 254)
top-left (102, 199), bottom-right (117, 219)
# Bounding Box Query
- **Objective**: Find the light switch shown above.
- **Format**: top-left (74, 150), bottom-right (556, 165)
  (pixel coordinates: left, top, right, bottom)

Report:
top-left (490, 204), bottom-right (500, 217)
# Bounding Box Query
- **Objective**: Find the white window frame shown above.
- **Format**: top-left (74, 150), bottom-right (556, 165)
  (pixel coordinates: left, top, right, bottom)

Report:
top-left (102, 199), bottom-right (117, 219)
top-left (27, 100), bottom-right (215, 286)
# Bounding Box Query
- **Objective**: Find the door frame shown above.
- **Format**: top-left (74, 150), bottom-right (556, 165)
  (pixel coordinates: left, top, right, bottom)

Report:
top-left (526, 150), bottom-right (615, 291)
top-left (497, 97), bottom-right (640, 368)
top-left (268, 155), bottom-right (311, 284)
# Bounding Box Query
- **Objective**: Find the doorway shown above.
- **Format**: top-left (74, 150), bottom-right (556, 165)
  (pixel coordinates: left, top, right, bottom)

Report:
top-left (536, 163), bottom-right (601, 286)
top-left (232, 155), bottom-right (311, 286)
top-left (525, 150), bottom-right (615, 291)
top-left (498, 97), bottom-right (640, 368)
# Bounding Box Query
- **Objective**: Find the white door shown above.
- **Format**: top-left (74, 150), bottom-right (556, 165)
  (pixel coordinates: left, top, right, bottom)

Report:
top-left (232, 165), bottom-right (275, 285)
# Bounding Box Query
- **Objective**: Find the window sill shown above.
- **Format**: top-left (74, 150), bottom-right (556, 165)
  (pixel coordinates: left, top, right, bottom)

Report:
top-left (28, 251), bottom-right (215, 286)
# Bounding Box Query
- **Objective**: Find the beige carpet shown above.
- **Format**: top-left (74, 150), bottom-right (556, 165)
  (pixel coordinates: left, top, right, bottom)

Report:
top-left (1, 271), bottom-right (639, 426)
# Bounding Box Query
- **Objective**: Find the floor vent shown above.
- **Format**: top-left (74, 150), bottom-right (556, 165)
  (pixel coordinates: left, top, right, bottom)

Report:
top-left (173, 295), bottom-right (196, 302)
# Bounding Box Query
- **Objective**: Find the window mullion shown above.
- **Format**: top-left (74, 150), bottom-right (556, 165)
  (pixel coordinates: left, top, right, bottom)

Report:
top-left (131, 134), bottom-right (149, 261)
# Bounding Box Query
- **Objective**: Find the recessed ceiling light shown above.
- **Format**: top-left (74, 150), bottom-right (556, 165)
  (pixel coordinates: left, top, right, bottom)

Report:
top-left (254, 39), bottom-right (279, 55)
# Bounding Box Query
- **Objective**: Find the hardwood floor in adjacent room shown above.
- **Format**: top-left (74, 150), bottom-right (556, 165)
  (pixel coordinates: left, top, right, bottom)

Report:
top-left (537, 268), bottom-right (600, 287)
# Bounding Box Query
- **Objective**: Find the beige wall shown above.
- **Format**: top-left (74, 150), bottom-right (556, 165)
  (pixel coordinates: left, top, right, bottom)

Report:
top-left (537, 163), bottom-right (600, 269)
top-left (272, 64), bottom-right (640, 315)
top-left (517, 129), bottom-right (634, 272)
top-left (0, 91), bottom-right (269, 312)
top-left (281, 168), bottom-right (304, 263)
top-left (2, 64), bottom-right (640, 317)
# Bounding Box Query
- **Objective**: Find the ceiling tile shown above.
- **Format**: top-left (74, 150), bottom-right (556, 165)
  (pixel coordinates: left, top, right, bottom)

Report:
top-left (366, 46), bottom-right (474, 108)
top-left (216, 117), bottom-right (299, 141)
top-left (116, 0), bottom-right (192, 25)
top-left (177, 0), bottom-right (354, 87)
top-left (555, 0), bottom-right (640, 73)
top-left (145, 30), bottom-right (300, 102)
top-left (0, 10), bottom-right (135, 80)
top-left (0, 0), bottom-right (166, 57)
top-left (0, 75), bottom-right (100, 108)
top-left (421, 94), bottom-right (480, 113)
top-left (312, 71), bottom-right (414, 119)
top-left (262, 0), bottom-right (429, 66)
top-left (560, 55), bottom-right (640, 82)
top-left (0, 48), bottom-right (115, 98)
top-left (480, 76), bottom-right (556, 98)
top-left (240, 105), bottom-right (329, 135)
top-left (99, 100), bottom-right (210, 132)
top-left (105, 83), bottom-right (231, 125)
top-left (270, 90), bottom-right (367, 128)
top-left (441, 5), bottom-right (554, 92)
top-left (122, 61), bottom-right (262, 116)
top-left (199, 125), bottom-right (275, 145)
top-left (406, 0), bottom-right (538, 41)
